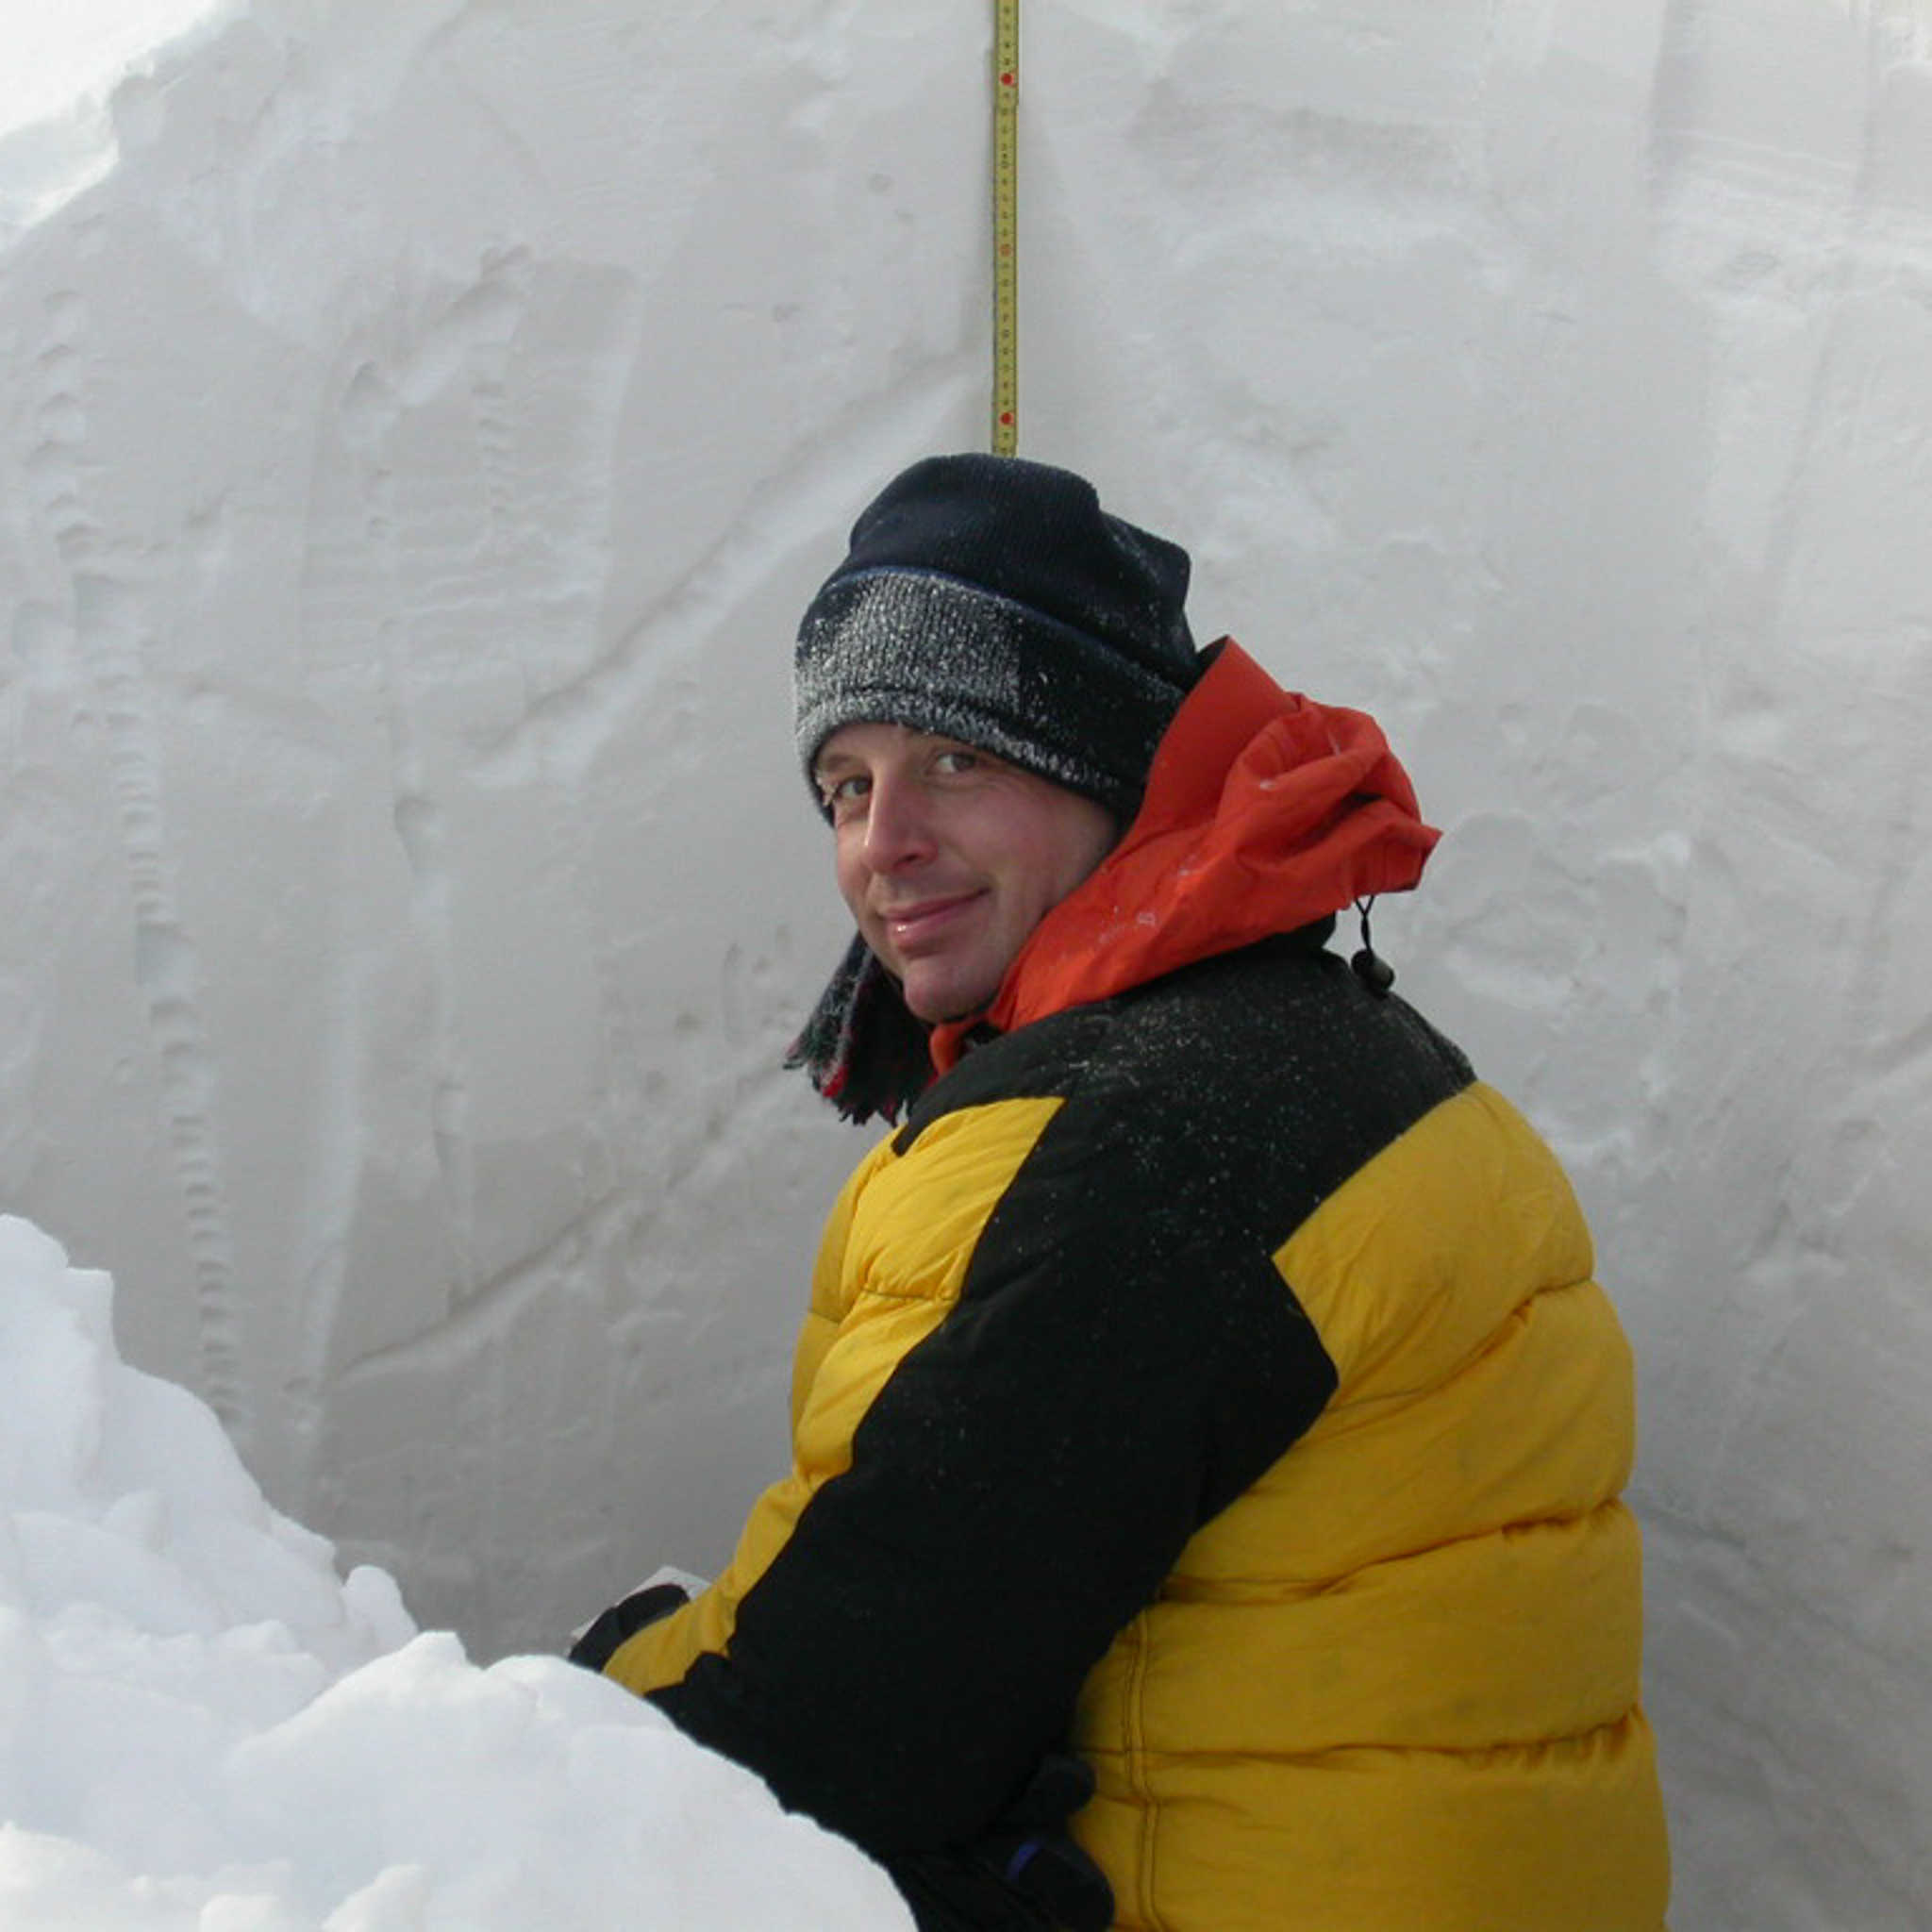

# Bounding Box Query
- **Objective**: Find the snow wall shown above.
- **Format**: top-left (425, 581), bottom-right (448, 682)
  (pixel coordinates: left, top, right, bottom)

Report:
top-left (3, 3), bottom-right (1929, 1925)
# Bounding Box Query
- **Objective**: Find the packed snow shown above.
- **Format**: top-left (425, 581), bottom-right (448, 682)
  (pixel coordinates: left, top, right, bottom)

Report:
top-left (4, 2), bottom-right (1932, 1927)
top-left (0, 1214), bottom-right (909, 1930)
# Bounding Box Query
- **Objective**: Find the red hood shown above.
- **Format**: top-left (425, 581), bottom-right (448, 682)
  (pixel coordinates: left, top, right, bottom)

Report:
top-left (930, 639), bottom-right (1440, 1074)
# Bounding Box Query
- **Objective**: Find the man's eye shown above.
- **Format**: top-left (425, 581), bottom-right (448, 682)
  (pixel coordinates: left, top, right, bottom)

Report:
top-left (931, 749), bottom-right (980, 776)
top-left (821, 774), bottom-right (870, 813)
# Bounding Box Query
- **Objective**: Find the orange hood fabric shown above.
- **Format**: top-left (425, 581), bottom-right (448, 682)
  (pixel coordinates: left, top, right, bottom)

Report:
top-left (930, 639), bottom-right (1440, 1075)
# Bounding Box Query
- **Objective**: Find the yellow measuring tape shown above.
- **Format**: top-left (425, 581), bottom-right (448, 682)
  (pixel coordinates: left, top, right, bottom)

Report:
top-left (991, 0), bottom-right (1019, 455)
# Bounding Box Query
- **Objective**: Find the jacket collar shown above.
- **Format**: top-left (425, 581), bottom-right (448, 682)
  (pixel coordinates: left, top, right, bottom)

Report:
top-left (928, 638), bottom-right (1439, 1074)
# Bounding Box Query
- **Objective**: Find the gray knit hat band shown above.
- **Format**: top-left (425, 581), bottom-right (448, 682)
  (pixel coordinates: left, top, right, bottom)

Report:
top-left (796, 568), bottom-right (1189, 817)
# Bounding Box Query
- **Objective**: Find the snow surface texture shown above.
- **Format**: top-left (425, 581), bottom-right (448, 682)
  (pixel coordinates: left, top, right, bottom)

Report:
top-left (1, 1), bottom-right (1929, 1925)
top-left (0, 1214), bottom-right (910, 1930)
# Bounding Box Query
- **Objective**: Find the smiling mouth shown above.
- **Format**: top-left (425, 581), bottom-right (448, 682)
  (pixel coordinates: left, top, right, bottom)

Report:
top-left (880, 892), bottom-right (983, 951)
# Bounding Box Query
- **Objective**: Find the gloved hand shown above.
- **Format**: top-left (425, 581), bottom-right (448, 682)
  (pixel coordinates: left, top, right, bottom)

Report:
top-left (565, 1581), bottom-right (690, 1673)
top-left (978, 1750), bottom-right (1113, 1931)
top-left (885, 1748), bottom-right (1113, 1932)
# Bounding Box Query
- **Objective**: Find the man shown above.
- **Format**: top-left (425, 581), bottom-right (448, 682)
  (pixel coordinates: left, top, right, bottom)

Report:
top-left (572, 455), bottom-right (1671, 1930)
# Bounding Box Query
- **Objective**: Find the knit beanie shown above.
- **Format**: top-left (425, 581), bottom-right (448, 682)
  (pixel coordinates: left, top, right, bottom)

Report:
top-left (788, 454), bottom-right (1203, 1123)
top-left (794, 453), bottom-right (1199, 818)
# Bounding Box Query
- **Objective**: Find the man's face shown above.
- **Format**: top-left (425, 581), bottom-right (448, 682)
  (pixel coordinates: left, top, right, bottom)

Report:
top-left (814, 722), bottom-right (1120, 1024)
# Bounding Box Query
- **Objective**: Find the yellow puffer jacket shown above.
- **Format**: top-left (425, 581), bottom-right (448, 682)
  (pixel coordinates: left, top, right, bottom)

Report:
top-left (603, 936), bottom-right (1667, 1929)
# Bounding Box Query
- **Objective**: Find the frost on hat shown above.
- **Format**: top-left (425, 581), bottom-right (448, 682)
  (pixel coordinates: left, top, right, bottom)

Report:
top-left (793, 453), bottom-right (1200, 817)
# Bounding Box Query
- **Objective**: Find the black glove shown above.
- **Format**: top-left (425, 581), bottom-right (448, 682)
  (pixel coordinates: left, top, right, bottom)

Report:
top-left (885, 1749), bottom-right (1113, 1932)
top-left (566, 1581), bottom-right (690, 1673)
top-left (980, 1750), bottom-right (1113, 1931)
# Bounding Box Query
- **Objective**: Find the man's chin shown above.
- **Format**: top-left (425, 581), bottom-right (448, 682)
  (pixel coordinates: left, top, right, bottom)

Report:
top-left (898, 968), bottom-right (998, 1028)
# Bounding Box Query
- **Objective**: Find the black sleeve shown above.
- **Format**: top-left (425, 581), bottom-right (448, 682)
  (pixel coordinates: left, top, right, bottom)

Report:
top-left (648, 1060), bottom-right (1340, 1859)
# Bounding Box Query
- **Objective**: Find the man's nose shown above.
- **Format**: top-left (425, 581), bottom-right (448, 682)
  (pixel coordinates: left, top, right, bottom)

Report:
top-left (859, 775), bottom-right (936, 873)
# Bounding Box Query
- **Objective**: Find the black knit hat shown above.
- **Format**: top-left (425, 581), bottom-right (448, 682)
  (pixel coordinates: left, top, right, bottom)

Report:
top-left (794, 454), bottom-right (1200, 817)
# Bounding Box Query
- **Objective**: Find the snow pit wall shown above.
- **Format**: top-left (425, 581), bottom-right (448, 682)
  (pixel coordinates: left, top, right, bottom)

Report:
top-left (2, 3), bottom-right (1930, 1926)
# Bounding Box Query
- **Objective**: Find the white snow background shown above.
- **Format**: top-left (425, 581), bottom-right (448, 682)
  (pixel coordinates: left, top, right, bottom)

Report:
top-left (2, 2), bottom-right (1929, 1926)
